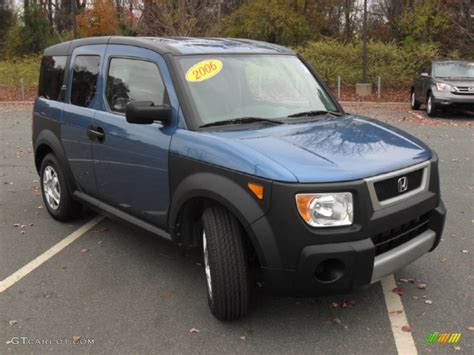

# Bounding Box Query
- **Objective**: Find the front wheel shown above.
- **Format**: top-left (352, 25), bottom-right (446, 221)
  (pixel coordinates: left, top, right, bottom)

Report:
top-left (426, 93), bottom-right (437, 117)
top-left (201, 206), bottom-right (250, 321)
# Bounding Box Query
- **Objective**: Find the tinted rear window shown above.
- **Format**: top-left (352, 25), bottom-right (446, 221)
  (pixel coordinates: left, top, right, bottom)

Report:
top-left (38, 56), bottom-right (67, 101)
top-left (71, 55), bottom-right (100, 108)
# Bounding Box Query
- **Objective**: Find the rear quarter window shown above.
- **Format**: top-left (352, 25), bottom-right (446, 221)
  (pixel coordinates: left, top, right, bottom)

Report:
top-left (38, 56), bottom-right (67, 101)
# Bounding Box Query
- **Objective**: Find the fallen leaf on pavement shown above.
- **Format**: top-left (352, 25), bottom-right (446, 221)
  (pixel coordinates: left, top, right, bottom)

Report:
top-left (342, 299), bottom-right (356, 308)
top-left (189, 328), bottom-right (200, 333)
top-left (8, 320), bottom-right (17, 326)
top-left (392, 287), bottom-right (404, 296)
top-left (416, 283), bottom-right (427, 290)
top-left (401, 324), bottom-right (412, 332)
top-left (453, 345), bottom-right (461, 351)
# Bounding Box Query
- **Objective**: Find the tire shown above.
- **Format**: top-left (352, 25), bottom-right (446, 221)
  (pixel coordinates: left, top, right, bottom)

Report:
top-left (201, 206), bottom-right (249, 321)
top-left (426, 93), bottom-right (437, 117)
top-left (410, 90), bottom-right (420, 110)
top-left (40, 153), bottom-right (81, 221)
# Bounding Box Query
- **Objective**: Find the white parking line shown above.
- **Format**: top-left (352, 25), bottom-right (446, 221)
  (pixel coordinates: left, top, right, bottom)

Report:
top-left (381, 275), bottom-right (418, 355)
top-left (0, 215), bottom-right (104, 293)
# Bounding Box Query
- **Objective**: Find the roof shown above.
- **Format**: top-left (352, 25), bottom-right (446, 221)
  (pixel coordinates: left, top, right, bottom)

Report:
top-left (43, 36), bottom-right (294, 56)
top-left (431, 59), bottom-right (473, 63)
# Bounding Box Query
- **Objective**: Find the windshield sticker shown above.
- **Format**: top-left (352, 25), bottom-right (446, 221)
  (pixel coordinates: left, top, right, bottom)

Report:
top-left (185, 59), bottom-right (223, 82)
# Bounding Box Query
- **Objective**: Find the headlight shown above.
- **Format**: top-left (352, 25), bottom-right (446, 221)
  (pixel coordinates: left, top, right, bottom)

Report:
top-left (295, 193), bottom-right (353, 227)
top-left (435, 82), bottom-right (454, 91)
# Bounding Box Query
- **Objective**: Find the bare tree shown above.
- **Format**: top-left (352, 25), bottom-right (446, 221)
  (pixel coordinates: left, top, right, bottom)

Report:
top-left (140, 0), bottom-right (218, 37)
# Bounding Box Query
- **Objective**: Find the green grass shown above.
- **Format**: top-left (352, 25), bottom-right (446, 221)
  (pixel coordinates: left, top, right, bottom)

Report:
top-left (0, 56), bottom-right (41, 88)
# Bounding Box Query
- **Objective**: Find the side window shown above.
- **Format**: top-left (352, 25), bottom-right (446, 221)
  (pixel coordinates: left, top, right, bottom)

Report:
top-left (70, 55), bottom-right (100, 108)
top-left (426, 62), bottom-right (432, 76)
top-left (106, 58), bottom-right (166, 114)
top-left (38, 56), bottom-right (67, 100)
top-left (421, 62), bottom-right (431, 75)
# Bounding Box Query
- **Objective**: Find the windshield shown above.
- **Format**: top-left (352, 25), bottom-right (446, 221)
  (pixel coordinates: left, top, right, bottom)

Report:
top-left (176, 55), bottom-right (340, 127)
top-left (433, 62), bottom-right (474, 79)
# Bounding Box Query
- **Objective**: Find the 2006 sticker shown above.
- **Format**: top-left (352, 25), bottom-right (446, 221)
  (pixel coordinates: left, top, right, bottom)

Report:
top-left (185, 59), bottom-right (223, 82)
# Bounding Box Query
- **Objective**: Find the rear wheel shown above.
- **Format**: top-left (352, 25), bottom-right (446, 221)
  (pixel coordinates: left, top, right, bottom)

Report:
top-left (410, 90), bottom-right (420, 110)
top-left (201, 206), bottom-right (250, 321)
top-left (426, 93), bottom-right (437, 117)
top-left (40, 153), bottom-right (81, 221)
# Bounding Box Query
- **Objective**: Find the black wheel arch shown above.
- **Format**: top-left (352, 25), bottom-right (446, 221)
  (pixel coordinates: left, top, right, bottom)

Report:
top-left (168, 155), bottom-right (272, 266)
top-left (34, 130), bottom-right (77, 194)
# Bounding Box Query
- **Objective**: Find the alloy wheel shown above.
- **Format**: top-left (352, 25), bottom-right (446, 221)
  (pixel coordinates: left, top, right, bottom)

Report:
top-left (43, 165), bottom-right (61, 210)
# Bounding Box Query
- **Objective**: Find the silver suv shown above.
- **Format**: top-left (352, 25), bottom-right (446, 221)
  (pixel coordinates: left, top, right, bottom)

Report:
top-left (410, 60), bottom-right (474, 116)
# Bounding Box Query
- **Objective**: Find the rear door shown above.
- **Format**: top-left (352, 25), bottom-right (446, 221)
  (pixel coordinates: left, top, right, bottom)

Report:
top-left (91, 45), bottom-right (178, 227)
top-left (61, 45), bottom-right (105, 196)
top-left (420, 62), bottom-right (432, 103)
top-left (413, 64), bottom-right (424, 101)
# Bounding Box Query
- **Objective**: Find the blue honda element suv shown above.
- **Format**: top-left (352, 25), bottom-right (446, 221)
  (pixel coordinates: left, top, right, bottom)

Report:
top-left (33, 37), bottom-right (446, 320)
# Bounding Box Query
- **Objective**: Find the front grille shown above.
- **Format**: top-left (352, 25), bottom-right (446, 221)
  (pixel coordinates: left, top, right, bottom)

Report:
top-left (454, 86), bottom-right (474, 95)
top-left (374, 168), bottom-right (423, 202)
top-left (372, 213), bottom-right (430, 256)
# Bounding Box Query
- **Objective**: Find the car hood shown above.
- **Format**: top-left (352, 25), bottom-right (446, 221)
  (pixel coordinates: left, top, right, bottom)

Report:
top-left (435, 77), bottom-right (474, 86)
top-left (207, 115), bottom-right (432, 183)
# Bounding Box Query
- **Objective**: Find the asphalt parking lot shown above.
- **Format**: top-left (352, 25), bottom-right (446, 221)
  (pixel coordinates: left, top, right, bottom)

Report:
top-left (0, 104), bottom-right (473, 354)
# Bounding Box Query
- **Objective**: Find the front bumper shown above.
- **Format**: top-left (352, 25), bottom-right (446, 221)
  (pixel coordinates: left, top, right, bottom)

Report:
top-left (432, 90), bottom-right (474, 108)
top-left (250, 156), bottom-right (446, 296)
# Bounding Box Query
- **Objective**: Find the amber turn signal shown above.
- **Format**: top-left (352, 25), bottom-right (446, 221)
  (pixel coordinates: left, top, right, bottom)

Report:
top-left (248, 182), bottom-right (264, 200)
top-left (295, 194), bottom-right (315, 223)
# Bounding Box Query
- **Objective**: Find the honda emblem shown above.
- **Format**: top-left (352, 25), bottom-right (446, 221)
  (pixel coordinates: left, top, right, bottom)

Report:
top-left (398, 176), bottom-right (408, 193)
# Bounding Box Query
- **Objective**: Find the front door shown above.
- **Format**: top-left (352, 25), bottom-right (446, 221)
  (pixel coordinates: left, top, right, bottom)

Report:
top-left (91, 45), bottom-right (177, 227)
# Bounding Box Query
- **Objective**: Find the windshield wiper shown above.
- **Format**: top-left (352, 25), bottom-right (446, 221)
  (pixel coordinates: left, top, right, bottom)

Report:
top-left (200, 117), bottom-right (284, 128)
top-left (287, 110), bottom-right (342, 118)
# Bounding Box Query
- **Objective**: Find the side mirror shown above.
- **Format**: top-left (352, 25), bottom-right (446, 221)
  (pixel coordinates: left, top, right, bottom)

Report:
top-left (421, 72), bottom-right (430, 77)
top-left (125, 101), bottom-right (171, 125)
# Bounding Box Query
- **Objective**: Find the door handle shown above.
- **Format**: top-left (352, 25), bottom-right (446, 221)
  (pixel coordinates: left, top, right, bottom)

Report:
top-left (87, 126), bottom-right (105, 143)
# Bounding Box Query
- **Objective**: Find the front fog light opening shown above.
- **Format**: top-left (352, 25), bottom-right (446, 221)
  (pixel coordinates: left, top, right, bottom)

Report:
top-left (314, 258), bottom-right (345, 283)
top-left (296, 192), bottom-right (353, 227)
